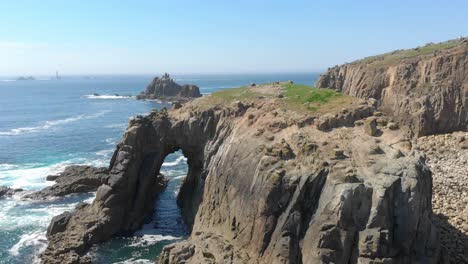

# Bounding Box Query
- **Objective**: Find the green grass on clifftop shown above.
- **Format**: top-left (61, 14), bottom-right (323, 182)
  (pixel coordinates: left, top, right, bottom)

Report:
top-left (201, 83), bottom-right (356, 114)
top-left (283, 83), bottom-right (348, 112)
top-left (358, 38), bottom-right (465, 67)
top-left (210, 86), bottom-right (259, 101)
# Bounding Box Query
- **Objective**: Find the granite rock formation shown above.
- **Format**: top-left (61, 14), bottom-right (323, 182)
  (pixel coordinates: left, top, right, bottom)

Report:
top-left (316, 38), bottom-right (468, 136)
top-left (24, 165), bottom-right (109, 200)
top-left (42, 83), bottom-right (444, 264)
top-left (136, 73), bottom-right (202, 101)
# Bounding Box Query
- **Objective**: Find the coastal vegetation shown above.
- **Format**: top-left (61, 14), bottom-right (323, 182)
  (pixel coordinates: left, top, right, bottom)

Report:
top-left (208, 82), bottom-right (355, 113)
top-left (356, 38), bottom-right (466, 67)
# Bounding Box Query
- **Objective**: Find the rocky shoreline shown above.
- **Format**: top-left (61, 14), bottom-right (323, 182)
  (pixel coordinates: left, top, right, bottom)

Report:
top-left (25, 39), bottom-right (466, 263)
top-left (39, 82), bottom-right (445, 263)
top-left (417, 132), bottom-right (468, 263)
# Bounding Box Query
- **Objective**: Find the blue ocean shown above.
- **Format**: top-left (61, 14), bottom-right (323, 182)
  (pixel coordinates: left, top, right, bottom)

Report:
top-left (0, 73), bottom-right (318, 263)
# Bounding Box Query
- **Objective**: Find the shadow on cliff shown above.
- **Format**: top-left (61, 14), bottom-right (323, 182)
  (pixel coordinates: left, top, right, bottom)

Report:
top-left (432, 213), bottom-right (468, 263)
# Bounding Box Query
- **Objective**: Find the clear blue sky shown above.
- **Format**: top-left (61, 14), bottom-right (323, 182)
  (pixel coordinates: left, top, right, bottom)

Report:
top-left (1, 0), bottom-right (467, 75)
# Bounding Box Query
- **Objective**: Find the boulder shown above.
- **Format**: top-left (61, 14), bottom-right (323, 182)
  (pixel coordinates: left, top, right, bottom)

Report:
top-left (47, 211), bottom-right (73, 237)
top-left (364, 117), bottom-right (378, 136)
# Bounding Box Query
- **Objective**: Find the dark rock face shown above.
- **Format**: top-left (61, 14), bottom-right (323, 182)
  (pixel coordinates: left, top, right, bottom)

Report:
top-left (316, 40), bottom-right (468, 136)
top-left (41, 162), bottom-right (168, 263)
top-left (42, 93), bottom-right (444, 263)
top-left (24, 165), bottom-right (109, 200)
top-left (47, 211), bottom-right (73, 237)
top-left (136, 73), bottom-right (201, 101)
top-left (0, 186), bottom-right (23, 198)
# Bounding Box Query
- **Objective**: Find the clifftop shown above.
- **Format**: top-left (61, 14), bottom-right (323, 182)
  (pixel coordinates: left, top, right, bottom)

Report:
top-left (350, 38), bottom-right (467, 68)
top-left (136, 73), bottom-right (202, 101)
top-left (317, 38), bottom-right (468, 136)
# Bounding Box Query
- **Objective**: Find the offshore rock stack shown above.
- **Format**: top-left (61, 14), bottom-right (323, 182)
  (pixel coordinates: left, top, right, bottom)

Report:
top-left (136, 73), bottom-right (201, 101)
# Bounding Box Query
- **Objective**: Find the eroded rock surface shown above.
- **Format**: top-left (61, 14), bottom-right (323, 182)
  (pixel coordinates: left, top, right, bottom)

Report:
top-left (24, 165), bottom-right (109, 200)
top-left (42, 83), bottom-right (444, 264)
top-left (316, 38), bottom-right (468, 136)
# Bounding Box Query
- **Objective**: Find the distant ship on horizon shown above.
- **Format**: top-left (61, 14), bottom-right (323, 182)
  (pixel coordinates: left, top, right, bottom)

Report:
top-left (55, 71), bottom-right (61, 80)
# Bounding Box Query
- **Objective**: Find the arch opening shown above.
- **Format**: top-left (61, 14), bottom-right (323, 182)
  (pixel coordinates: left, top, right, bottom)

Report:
top-left (90, 150), bottom-right (189, 263)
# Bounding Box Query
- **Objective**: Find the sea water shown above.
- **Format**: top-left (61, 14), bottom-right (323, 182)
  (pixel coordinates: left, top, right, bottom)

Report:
top-left (0, 73), bottom-right (318, 263)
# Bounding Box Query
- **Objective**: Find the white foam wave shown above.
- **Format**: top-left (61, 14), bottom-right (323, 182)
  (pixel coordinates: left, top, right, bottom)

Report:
top-left (84, 94), bottom-right (134, 100)
top-left (104, 137), bottom-right (118, 144)
top-left (162, 156), bottom-right (187, 167)
top-left (0, 193), bottom-right (94, 231)
top-left (115, 259), bottom-right (153, 264)
top-left (173, 175), bottom-right (186, 180)
top-left (95, 148), bottom-right (114, 157)
top-left (128, 234), bottom-right (180, 247)
top-left (105, 123), bottom-right (127, 130)
top-left (0, 162), bottom-right (67, 190)
top-left (0, 110), bottom-right (110, 136)
top-left (0, 157), bottom-right (109, 190)
top-left (8, 231), bottom-right (47, 257)
top-left (0, 163), bottom-right (41, 171)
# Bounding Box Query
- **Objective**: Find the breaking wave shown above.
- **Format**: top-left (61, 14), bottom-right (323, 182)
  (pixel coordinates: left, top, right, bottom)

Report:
top-left (0, 110), bottom-right (110, 136)
top-left (162, 156), bottom-right (187, 167)
top-left (84, 94), bottom-right (134, 100)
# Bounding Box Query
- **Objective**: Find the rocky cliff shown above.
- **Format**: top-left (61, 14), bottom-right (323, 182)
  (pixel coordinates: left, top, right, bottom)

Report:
top-left (42, 83), bottom-right (444, 263)
top-left (316, 38), bottom-right (468, 136)
top-left (136, 73), bottom-right (202, 101)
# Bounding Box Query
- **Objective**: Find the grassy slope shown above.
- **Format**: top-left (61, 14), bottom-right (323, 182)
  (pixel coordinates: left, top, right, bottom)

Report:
top-left (205, 83), bottom-right (356, 114)
top-left (356, 38), bottom-right (465, 67)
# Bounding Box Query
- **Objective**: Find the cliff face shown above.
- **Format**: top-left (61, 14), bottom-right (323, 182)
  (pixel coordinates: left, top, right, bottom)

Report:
top-left (316, 39), bottom-right (468, 136)
top-left (136, 73), bottom-right (202, 100)
top-left (42, 83), bottom-right (444, 264)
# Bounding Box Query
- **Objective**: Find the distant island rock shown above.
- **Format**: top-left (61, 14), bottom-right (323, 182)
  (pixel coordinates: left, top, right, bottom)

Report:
top-left (16, 76), bottom-right (35, 81)
top-left (136, 73), bottom-right (201, 101)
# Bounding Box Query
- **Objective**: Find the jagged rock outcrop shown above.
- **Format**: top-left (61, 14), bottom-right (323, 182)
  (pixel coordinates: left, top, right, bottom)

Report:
top-left (0, 186), bottom-right (23, 198)
top-left (136, 73), bottom-right (202, 101)
top-left (24, 165), bottom-right (109, 200)
top-left (316, 38), bottom-right (468, 136)
top-left (42, 83), bottom-right (444, 263)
